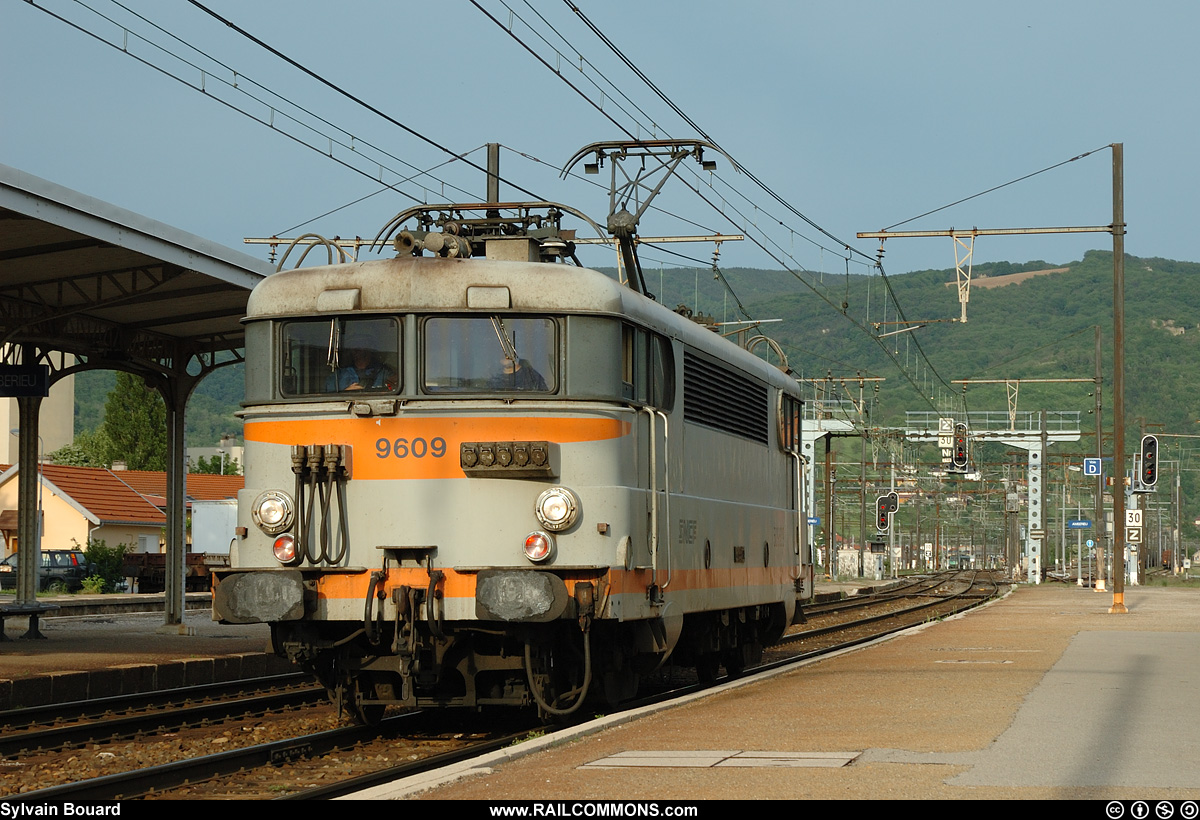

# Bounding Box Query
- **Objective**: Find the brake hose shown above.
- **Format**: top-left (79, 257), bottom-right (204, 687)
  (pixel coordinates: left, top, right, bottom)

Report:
top-left (427, 570), bottom-right (445, 639)
top-left (523, 623), bottom-right (593, 717)
top-left (303, 450), bottom-right (319, 563)
top-left (363, 570), bottom-right (385, 645)
top-left (328, 475), bottom-right (350, 565)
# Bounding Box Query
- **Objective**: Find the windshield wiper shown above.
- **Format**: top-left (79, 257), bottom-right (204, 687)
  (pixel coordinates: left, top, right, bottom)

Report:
top-left (490, 316), bottom-right (519, 361)
top-left (326, 319), bottom-right (343, 370)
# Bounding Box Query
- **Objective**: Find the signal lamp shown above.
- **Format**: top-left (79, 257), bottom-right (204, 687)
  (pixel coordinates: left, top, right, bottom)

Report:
top-left (523, 531), bottom-right (554, 563)
top-left (273, 534), bottom-right (299, 565)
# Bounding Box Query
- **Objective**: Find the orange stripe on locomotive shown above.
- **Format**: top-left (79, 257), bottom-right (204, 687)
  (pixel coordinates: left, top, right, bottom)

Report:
top-left (244, 415), bottom-right (630, 480)
top-left (312, 565), bottom-right (795, 606)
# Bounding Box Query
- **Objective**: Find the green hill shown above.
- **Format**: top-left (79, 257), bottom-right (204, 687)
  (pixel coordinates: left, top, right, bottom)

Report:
top-left (650, 250), bottom-right (1200, 435)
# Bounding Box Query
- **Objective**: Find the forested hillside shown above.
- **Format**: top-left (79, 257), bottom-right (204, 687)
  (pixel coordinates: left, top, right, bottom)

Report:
top-left (645, 250), bottom-right (1200, 436)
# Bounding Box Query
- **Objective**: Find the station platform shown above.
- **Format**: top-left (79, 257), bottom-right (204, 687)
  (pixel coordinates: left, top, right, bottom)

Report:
top-left (0, 593), bottom-right (285, 709)
top-left (355, 583), bottom-right (1200, 801)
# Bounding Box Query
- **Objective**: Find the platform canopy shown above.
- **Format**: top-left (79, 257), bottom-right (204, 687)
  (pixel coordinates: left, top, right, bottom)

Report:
top-left (0, 163), bottom-right (274, 375)
top-left (0, 163), bottom-right (274, 627)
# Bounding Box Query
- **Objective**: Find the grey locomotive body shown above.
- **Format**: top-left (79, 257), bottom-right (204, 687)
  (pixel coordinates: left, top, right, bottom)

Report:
top-left (215, 227), bottom-right (811, 721)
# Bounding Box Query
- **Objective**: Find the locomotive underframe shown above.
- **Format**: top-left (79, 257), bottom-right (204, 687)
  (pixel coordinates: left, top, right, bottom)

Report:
top-left (269, 597), bottom-right (786, 721)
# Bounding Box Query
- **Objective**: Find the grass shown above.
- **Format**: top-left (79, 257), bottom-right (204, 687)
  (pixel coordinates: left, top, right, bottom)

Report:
top-left (511, 729), bottom-right (545, 745)
top-left (1145, 572), bottom-right (1200, 589)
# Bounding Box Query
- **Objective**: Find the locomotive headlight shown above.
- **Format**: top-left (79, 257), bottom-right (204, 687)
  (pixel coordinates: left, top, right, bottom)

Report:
top-left (523, 531), bottom-right (555, 563)
top-left (252, 490), bottom-right (295, 535)
top-left (534, 487), bottom-right (579, 532)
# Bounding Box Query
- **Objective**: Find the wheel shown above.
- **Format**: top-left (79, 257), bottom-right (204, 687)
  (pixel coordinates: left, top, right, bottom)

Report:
top-left (696, 653), bottom-right (721, 683)
top-left (348, 702), bottom-right (387, 726)
top-left (721, 650), bottom-right (744, 678)
top-left (342, 675), bottom-right (387, 726)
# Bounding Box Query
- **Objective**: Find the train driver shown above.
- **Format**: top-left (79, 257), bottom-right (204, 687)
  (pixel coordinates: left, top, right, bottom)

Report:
top-left (329, 330), bottom-right (398, 392)
top-left (489, 355), bottom-right (548, 391)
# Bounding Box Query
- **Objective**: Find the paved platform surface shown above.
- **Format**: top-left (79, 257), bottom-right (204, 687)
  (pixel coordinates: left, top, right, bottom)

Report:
top-left (355, 583), bottom-right (1200, 801)
top-left (0, 593), bottom-right (283, 709)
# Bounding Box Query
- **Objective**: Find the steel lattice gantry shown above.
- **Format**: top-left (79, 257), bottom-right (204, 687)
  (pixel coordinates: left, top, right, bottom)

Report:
top-left (0, 163), bottom-right (274, 634)
top-left (905, 411), bottom-right (1082, 583)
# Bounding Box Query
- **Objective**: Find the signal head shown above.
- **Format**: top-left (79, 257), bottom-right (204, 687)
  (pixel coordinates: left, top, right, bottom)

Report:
top-left (952, 423), bottom-right (969, 469)
top-left (1141, 434), bottom-right (1159, 487)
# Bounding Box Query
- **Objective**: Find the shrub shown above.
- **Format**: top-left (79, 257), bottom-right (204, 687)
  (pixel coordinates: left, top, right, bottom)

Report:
top-left (78, 538), bottom-right (128, 591)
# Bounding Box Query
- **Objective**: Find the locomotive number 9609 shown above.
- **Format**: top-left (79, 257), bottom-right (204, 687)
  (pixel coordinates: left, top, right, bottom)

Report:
top-left (376, 436), bottom-right (447, 459)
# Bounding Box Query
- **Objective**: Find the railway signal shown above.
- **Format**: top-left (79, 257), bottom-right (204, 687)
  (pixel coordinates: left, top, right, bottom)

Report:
top-left (876, 491), bottom-right (899, 531)
top-left (1140, 434), bottom-right (1158, 488)
top-left (951, 423), bottom-right (969, 471)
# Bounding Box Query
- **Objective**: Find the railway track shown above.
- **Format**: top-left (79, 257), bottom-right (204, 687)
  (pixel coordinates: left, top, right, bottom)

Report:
top-left (0, 673), bottom-right (324, 758)
top-left (0, 571), bottom-right (1006, 802)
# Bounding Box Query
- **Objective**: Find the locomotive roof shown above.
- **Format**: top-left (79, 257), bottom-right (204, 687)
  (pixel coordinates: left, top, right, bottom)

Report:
top-left (246, 256), bottom-right (797, 393)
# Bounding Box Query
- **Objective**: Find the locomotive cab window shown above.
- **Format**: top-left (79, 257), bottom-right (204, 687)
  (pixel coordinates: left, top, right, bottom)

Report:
top-left (423, 316), bottom-right (557, 394)
top-left (621, 323), bottom-right (674, 410)
top-left (779, 394), bottom-right (802, 452)
top-left (280, 317), bottom-right (400, 397)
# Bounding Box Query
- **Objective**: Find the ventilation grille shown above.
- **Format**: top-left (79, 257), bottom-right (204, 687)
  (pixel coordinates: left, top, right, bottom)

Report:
top-left (683, 352), bottom-right (768, 443)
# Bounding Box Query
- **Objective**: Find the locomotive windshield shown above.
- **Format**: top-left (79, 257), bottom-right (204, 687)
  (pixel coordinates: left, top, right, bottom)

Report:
top-left (281, 317), bottom-right (400, 397)
top-left (423, 316), bottom-right (556, 394)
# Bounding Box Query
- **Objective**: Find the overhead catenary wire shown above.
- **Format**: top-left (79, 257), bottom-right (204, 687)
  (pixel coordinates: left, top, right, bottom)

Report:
top-left (477, 1), bottom-right (951, 410)
top-left (186, 0), bottom-right (551, 204)
top-left (883, 145), bottom-right (1112, 232)
top-left (502, 144), bottom-right (723, 237)
top-left (504, 0), bottom-right (665, 137)
top-left (665, 165), bottom-right (948, 410)
top-left (116, 0), bottom-right (483, 204)
top-left (473, 2), bottom-right (873, 286)
top-left (205, 0), bottom-right (959, 412)
top-left (560, 0), bottom-right (876, 266)
top-left (30, 0), bottom-right (486, 209)
top-left (275, 145), bottom-right (491, 237)
top-left (467, 0), bottom-right (637, 142)
top-left (36, 0), bottom-right (1045, 417)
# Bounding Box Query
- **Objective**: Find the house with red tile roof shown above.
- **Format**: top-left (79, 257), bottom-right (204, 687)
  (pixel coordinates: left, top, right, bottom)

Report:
top-left (0, 464), bottom-right (243, 555)
top-left (106, 470), bottom-right (244, 507)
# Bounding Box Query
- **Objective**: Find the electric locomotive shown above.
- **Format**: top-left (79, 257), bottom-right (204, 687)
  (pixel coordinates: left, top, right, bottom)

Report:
top-left (213, 202), bottom-right (812, 722)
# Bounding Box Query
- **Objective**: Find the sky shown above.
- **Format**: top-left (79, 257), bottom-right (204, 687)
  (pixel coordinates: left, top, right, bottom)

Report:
top-left (3, 0), bottom-right (1198, 286)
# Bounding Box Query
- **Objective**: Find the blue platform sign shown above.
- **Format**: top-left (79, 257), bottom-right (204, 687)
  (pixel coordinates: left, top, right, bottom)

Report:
top-left (807, 516), bottom-right (820, 526)
top-left (0, 365), bottom-right (48, 397)
top-left (1067, 519), bottom-right (1092, 529)
top-left (1083, 458), bottom-right (1102, 476)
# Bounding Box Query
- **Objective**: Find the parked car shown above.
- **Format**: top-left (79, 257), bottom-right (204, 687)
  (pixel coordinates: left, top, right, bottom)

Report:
top-left (0, 549), bottom-right (95, 592)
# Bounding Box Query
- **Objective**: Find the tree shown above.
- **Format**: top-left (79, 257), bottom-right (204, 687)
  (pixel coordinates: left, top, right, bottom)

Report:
top-left (48, 428), bottom-right (114, 467)
top-left (101, 372), bottom-right (167, 471)
top-left (193, 454), bottom-right (241, 475)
